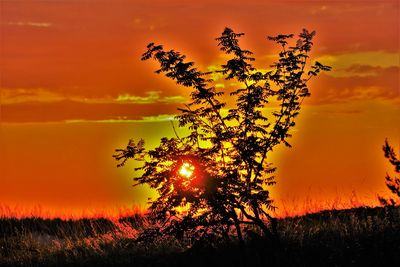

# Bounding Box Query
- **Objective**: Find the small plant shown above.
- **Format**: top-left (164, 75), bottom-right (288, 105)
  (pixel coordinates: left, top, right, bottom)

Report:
top-left (379, 139), bottom-right (400, 206)
top-left (114, 27), bottom-right (330, 244)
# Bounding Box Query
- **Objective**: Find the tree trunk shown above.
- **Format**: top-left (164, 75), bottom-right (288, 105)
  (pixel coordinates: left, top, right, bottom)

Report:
top-left (232, 211), bottom-right (247, 267)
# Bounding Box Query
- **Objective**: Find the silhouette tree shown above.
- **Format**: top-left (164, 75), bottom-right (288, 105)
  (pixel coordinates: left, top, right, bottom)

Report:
top-left (379, 139), bottom-right (400, 206)
top-left (114, 28), bottom-right (330, 245)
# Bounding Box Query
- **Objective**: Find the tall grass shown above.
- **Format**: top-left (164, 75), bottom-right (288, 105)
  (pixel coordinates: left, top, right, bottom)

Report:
top-left (1, 191), bottom-right (381, 220)
top-left (0, 205), bottom-right (146, 220)
top-left (273, 191), bottom-right (381, 218)
top-left (1, 205), bottom-right (399, 267)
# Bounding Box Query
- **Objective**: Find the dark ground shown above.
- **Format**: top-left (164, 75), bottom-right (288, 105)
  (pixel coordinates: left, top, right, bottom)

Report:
top-left (1, 206), bottom-right (399, 267)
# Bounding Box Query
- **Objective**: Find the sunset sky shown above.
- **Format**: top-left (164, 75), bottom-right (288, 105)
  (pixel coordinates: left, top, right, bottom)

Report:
top-left (1, 0), bottom-right (399, 217)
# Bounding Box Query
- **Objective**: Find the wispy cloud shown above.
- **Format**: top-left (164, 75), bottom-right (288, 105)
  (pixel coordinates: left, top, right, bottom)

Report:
top-left (1, 88), bottom-right (64, 104)
top-left (340, 65), bottom-right (386, 77)
top-left (141, 114), bottom-right (176, 122)
top-left (64, 114), bottom-right (177, 124)
top-left (116, 91), bottom-right (185, 104)
top-left (7, 21), bottom-right (52, 28)
top-left (315, 51), bottom-right (399, 77)
top-left (1, 88), bottom-right (186, 105)
top-left (116, 91), bottom-right (159, 104)
top-left (308, 66), bottom-right (399, 105)
top-left (0, 88), bottom-right (113, 104)
top-left (1, 97), bottom-right (181, 123)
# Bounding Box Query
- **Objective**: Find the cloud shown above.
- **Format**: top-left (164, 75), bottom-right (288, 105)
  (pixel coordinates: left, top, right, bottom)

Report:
top-left (1, 100), bottom-right (181, 123)
top-left (0, 88), bottom-right (115, 104)
top-left (207, 65), bottom-right (224, 81)
top-left (315, 52), bottom-right (399, 77)
top-left (1, 88), bottom-right (186, 105)
top-left (6, 21), bottom-right (52, 27)
top-left (115, 91), bottom-right (185, 104)
top-left (65, 114), bottom-right (177, 124)
top-left (0, 88), bottom-right (187, 123)
top-left (341, 64), bottom-right (385, 77)
top-left (115, 91), bottom-right (159, 104)
top-left (308, 66), bottom-right (399, 105)
top-left (141, 114), bottom-right (176, 121)
top-left (1, 88), bottom-right (64, 104)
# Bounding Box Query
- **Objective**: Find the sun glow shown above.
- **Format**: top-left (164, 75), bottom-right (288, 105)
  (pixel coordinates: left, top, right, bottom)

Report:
top-left (178, 162), bottom-right (195, 179)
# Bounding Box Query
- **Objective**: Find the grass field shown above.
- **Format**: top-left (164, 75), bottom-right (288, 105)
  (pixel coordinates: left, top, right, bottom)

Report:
top-left (1, 206), bottom-right (399, 267)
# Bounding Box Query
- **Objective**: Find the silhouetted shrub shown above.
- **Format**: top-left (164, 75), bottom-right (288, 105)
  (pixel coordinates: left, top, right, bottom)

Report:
top-left (114, 27), bottom-right (330, 244)
top-left (379, 139), bottom-right (400, 206)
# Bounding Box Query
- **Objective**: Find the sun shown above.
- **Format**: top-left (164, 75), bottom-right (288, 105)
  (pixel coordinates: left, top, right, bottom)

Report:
top-left (178, 162), bottom-right (195, 179)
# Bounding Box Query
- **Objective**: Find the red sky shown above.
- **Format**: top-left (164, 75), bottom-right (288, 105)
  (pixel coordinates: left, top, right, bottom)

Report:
top-left (1, 0), bottom-right (399, 217)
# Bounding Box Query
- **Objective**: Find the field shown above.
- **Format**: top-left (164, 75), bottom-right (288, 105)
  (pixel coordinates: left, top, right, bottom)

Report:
top-left (1, 206), bottom-right (399, 267)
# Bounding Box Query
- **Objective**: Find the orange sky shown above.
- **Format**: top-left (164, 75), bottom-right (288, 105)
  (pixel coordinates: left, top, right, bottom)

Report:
top-left (1, 0), bottom-right (399, 217)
